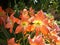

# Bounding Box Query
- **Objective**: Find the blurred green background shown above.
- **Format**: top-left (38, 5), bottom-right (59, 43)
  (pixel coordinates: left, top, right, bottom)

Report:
top-left (0, 0), bottom-right (60, 20)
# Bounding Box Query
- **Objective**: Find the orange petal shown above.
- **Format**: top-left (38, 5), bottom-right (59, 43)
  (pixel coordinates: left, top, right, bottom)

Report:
top-left (50, 30), bottom-right (57, 36)
top-left (28, 35), bottom-right (44, 45)
top-left (5, 23), bottom-right (13, 33)
top-left (43, 18), bottom-right (48, 25)
top-left (26, 25), bottom-right (35, 32)
top-left (15, 25), bottom-right (22, 34)
top-left (8, 38), bottom-right (15, 45)
top-left (37, 10), bottom-right (46, 20)
top-left (10, 12), bottom-right (21, 24)
top-left (40, 25), bottom-right (49, 35)
top-left (5, 23), bottom-right (12, 28)
top-left (35, 27), bottom-right (40, 36)
top-left (14, 18), bottom-right (21, 24)
top-left (49, 35), bottom-right (57, 42)
top-left (8, 38), bottom-right (20, 45)
top-left (29, 7), bottom-right (35, 17)
top-left (9, 28), bottom-right (13, 33)
top-left (56, 40), bottom-right (60, 45)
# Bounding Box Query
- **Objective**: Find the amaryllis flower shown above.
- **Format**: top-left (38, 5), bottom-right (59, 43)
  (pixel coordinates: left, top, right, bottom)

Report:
top-left (35, 10), bottom-right (46, 21)
top-left (26, 25), bottom-right (35, 32)
top-left (15, 19), bottom-right (30, 34)
top-left (40, 25), bottom-right (49, 35)
top-left (30, 10), bottom-right (49, 36)
top-left (49, 29), bottom-right (60, 45)
top-left (5, 16), bottom-right (14, 33)
top-left (19, 9), bottom-right (29, 20)
top-left (10, 12), bottom-right (21, 24)
top-left (49, 30), bottom-right (57, 41)
top-left (48, 18), bottom-right (54, 29)
top-left (7, 38), bottom-right (20, 45)
top-left (5, 12), bottom-right (20, 33)
top-left (15, 12), bottom-right (30, 34)
top-left (56, 40), bottom-right (60, 45)
top-left (54, 22), bottom-right (60, 31)
top-left (28, 35), bottom-right (45, 45)
top-left (52, 36), bottom-right (60, 45)
top-left (0, 6), bottom-right (7, 25)
top-left (15, 9), bottom-right (33, 34)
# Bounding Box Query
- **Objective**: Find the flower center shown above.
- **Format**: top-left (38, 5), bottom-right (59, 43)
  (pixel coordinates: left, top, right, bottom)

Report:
top-left (33, 20), bottom-right (43, 27)
top-left (21, 22), bottom-right (28, 27)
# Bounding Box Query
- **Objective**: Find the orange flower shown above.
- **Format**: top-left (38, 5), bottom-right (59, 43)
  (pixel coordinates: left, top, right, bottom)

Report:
top-left (8, 38), bottom-right (20, 45)
top-left (35, 10), bottom-right (46, 21)
top-left (48, 18), bottom-right (54, 28)
top-left (35, 27), bottom-right (41, 36)
top-left (0, 6), bottom-right (7, 25)
top-left (15, 20), bottom-right (29, 34)
top-left (50, 30), bottom-right (60, 44)
top-left (30, 10), bottom-right (50, 36)
top-left (40, 25), bottom-right (49, 35)
top-left (26, 25), bottom-right (35, 32)
top-left (22, 9), bottom-right (29, 16)
top-left (10, 12), bottom-right (21, 24)
top-left (15, 9), bottom-right (34, 34)
top-left (5, 16), bottom-right (13, 33)
top-left (49, 30), bottom-right (59, 42)
top-left (50, 30), bottom-right (57, 36)
top-left (15, 16), bottom-right (30, 34)
top-left (19, 9), bottom-right (29, 20)
top-left (56, 40), bottom-right (60, 45)
top-left (15, 25), bottom-right (22, 34)
top-left (28, 35), bottom-right (45, 45)
top-left (0, 6), bottom-right (6, 15)
top-left (31, 10), bottom-right (46, 26)
top-left (5, 12), bottom-right (21, 33)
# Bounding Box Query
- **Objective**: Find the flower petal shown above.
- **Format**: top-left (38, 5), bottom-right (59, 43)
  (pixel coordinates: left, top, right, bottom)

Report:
top-left (15, 25), bottom-right (22, 34)
top-left (40, 25), bottom-right (49, 35)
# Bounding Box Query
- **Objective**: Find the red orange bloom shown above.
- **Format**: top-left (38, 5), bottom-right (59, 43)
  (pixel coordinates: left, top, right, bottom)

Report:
top-left (5, 16), bottom-right (13, 33)
top-left (8, 38), bottom-right (20, 45)
top-left (40, 25), bottom-right (49, 35)
top-left (28, 35), bottom-right (45, 45)
top-left (5, 12), bottom-right (21, 33)
top-left (0, 6), bottom-right (7, 25)
top-left (15, 10), bottom-right (30, 34)
top-left (15, 19), bottom-right (30, 34)
top-left (1, 8), bottom-right (59, 45)
top-left (30, 10), bottom-right (49, 36)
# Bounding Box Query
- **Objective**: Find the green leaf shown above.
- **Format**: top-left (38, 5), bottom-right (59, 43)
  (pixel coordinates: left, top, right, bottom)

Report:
top-left (0, 38), bottom-right (7, 45)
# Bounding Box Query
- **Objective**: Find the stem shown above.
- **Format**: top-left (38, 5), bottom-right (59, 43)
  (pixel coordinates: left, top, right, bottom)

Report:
top-left (22, 32), bottom-right (25, 45)
top-left (12, 28), bottom-right (16, 38)
top-left (14, 0), bottom-right (16, 5)
top-left (26, 38), bottom-right (29, 45)
top-left (0, 25), bottom-right (10, 39)
top-left (8, 0), bottom-right (11, 7)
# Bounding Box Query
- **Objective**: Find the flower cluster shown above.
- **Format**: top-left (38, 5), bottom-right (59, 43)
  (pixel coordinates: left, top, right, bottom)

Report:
top-left (0, 6), bottom-right (60, 45)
